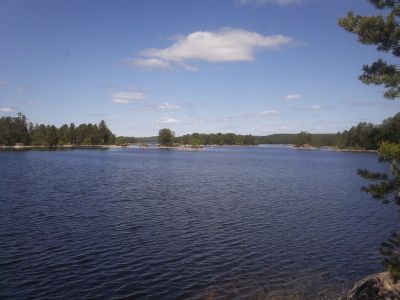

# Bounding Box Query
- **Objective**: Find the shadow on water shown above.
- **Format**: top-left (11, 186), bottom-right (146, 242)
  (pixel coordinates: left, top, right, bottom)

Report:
top-left (188, 278), bottom-right (349, 300)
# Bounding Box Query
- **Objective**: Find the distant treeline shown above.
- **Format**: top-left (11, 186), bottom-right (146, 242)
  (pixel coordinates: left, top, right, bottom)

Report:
top-left (2, 112), bottom-right (399, 149)
top-left (0, 113), bottom-right (115, 146)
top-left (170, 132), bottom-right (336, 147)
top-left (338, 113), bottom-right (400, 150)
top-left (175, 133), bottom-right (258, 146)
top-left (169, 113), bottom-right (400, 149)
top-left (257, 133), bottom-right (339, 147)
top-left (260, 113), bottom-right (400, 150)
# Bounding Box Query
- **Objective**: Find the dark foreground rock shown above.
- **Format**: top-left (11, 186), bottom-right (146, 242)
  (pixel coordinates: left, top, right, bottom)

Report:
top-left (348, 272), bottom-right (400, 300)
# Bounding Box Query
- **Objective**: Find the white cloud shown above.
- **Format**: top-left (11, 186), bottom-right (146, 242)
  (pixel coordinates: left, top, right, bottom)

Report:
top-left (235, 0), bottom-right (301, 6)
top-left (135, 28), bottom-right (294, 70)
top-left (283, 94), bottom-right (301, 100)
top-left (157, 103), bottom-right (181, 110)
top-left (310, 105), bottom-right (321, 111)
top-left (132, 58), bottom-right (171, 70)
top-left (112, 87), bottom-right (148, 104)
top-left (112, 98), bottom-right (130, 104)
top-left (0, 107), bottom-right (13, 112)
top-left (179, 62), bottom-right (198, 72)
top-left (260, 110), bottom-right (279, 115)
top-left (158, 117), bottom-right (180, 124)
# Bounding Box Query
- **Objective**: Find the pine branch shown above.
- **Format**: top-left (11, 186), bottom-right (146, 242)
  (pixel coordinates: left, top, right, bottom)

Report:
top-left (357, 168), bottom-right (389, 180)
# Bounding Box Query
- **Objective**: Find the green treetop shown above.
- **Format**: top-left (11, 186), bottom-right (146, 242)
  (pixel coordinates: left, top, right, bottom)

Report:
top-left (338, 0), bottom-right (400, 99)
top-left (158, 128), bottom-right (174, 146)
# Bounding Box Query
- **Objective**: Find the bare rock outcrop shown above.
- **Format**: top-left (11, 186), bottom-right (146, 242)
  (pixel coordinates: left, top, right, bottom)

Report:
top-left (348, 272), bottom-right (400, 300)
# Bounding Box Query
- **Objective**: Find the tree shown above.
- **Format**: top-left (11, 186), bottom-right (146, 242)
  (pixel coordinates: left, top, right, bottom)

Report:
top-left (99, 120), bottom-right (112, 145)
top-left (32, 124), bottom-right (47, 145)
top-left (158, 128), bottom-right (174, 146)
top-left (0, 113), bottom-right (117, 147)
top-left (357, 142), bottom-right (400, 280)
top-left (58, 124), bottom-right (69, 145)
top-left (294, 131), bottom-right (312, 147)
top-left (338, 0), bottom-right (400, 99)
top-left (339, 0), bottom-right (400, 281)
top-left (0, 117), bottom-right (15, 146)
top-left (68, 123), bottom-right (76, 145)
top-left (46, 125), bottom-right (59, 147)
top-left (15, 113), bottom-right (29, 145)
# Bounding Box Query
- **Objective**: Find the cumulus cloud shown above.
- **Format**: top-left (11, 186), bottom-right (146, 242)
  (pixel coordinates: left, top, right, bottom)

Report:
top-left (132, 58), bottom-right (171, 70)
top-left (283, 94), bottom-right (301, 100)
top-left (158, 117), bottom-right (180, 124)
top-left (235, 0), bottom-right (302, 6)
top-left (134, 28), bottom-right (294, 70)
top-left (0, 107), bottom-right (13, 112)
top-left (112, 87), bottom-right (148, 104)
top-left (157, 103), bottom-right (181, 110)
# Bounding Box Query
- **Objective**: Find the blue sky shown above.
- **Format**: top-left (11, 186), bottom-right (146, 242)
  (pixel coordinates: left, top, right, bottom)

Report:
top-left (0, 0), bottom-right (399, 136)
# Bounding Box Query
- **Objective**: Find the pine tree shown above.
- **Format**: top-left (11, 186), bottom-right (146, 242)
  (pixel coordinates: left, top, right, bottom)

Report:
top-left (339, 0), bottom-right (400, 281)
top-left (338, 0), bottom-right (400, 99)
top-left (158, 128), bottom-right (174, 146)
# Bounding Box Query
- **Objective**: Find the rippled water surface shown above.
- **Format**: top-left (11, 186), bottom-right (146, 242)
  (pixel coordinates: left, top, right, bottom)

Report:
top-left (1, 146), bottom-right (398, 299)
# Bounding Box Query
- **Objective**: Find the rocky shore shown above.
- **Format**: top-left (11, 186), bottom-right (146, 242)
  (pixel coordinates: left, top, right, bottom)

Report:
top-left (157, 144), bottom-right (205, 151)
top-left (347, 272), bottom-right (400, 300)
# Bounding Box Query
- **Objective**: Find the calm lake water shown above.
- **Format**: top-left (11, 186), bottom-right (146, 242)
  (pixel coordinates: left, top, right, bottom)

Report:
top-left (0, 146), bottom-right (398, 299)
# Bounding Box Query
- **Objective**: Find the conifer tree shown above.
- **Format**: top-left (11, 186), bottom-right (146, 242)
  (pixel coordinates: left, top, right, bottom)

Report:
top-left (338, 0), bottom-right (400, 99)
top-left (339, 0), bottom-right (400, 280)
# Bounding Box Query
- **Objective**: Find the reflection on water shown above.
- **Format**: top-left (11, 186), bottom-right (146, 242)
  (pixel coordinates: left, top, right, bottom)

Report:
top-left (0, 146), bottom-right (396, 299)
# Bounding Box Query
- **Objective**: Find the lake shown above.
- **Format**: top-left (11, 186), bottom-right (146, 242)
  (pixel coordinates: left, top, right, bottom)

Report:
top-left (0, 146), bottom-right (397, 299)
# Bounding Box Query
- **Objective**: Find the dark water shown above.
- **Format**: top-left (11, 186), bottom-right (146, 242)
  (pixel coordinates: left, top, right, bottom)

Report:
top-left (0, 146), bottom-right (398, 299)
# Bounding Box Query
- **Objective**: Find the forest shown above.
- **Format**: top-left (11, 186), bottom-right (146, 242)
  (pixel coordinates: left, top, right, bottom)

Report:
top-left (171, 113), bottom-right (400, 149)
top-left (0, 113), bottom-right (115, 146)
top-left (174, 132), bottom-right (258, 146)
top-left (1, 112), bottom-right (399, 149)
top-left (163, 112), bottom-right (400, 149)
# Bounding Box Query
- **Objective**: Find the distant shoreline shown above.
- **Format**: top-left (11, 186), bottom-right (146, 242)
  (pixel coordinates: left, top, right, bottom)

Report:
top-left (329, 148), bottom-right (377, 153)
top-left (0, 144), bottom-right (127, 150)
top-left (291, 145), bottom-right (377, 153)
top-left (0, 143), bottom-right (378, 153)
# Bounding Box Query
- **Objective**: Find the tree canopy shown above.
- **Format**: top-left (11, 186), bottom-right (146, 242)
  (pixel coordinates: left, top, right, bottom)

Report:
top-left (338, 0), bottom-right (400, 99)
top-left (0, 113), bottom-right (115, 147)
top-left (158, 128), bottom-right (174, 146)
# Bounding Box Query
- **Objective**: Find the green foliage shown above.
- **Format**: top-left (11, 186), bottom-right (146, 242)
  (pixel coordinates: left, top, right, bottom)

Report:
top-left (58, 124), bottom-right (69, 145)
top-left (115, 136), bottom-right (137, 145)
top-left (99, 120), bottom-right (113, 145)
top-left (175, 132), bottom-right (258, 146)
top-left (0, 113), bottom-right (30, 146)
top-left (294, 131), bottom-right (312, 147)
top-left (340, 0), bottom-right (400, 280)
top-left (380, 232), bottom-right (400, 282)
top-left (338, 0), bottom-right (400, 99)
top-left (357, 142), bottom-right (400, 279)
top-left (257, 133), bottom-right (339, 147)
top-left (360, 59), bottom-right (400, 99)
top-left (338, 113), bottom-right (400, 150)
top-left (158, 128), bottom-right (174, 146)
top-left (379, 141), bottom-right (400, 160)
top-left (46, 125), bottom-right (59, 147)
top-left (0, 113), bottom-right (115, 147)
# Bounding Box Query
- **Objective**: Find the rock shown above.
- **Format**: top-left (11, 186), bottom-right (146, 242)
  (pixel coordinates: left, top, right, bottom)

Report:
top-left (348, 272), bottom-right (400, 300)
